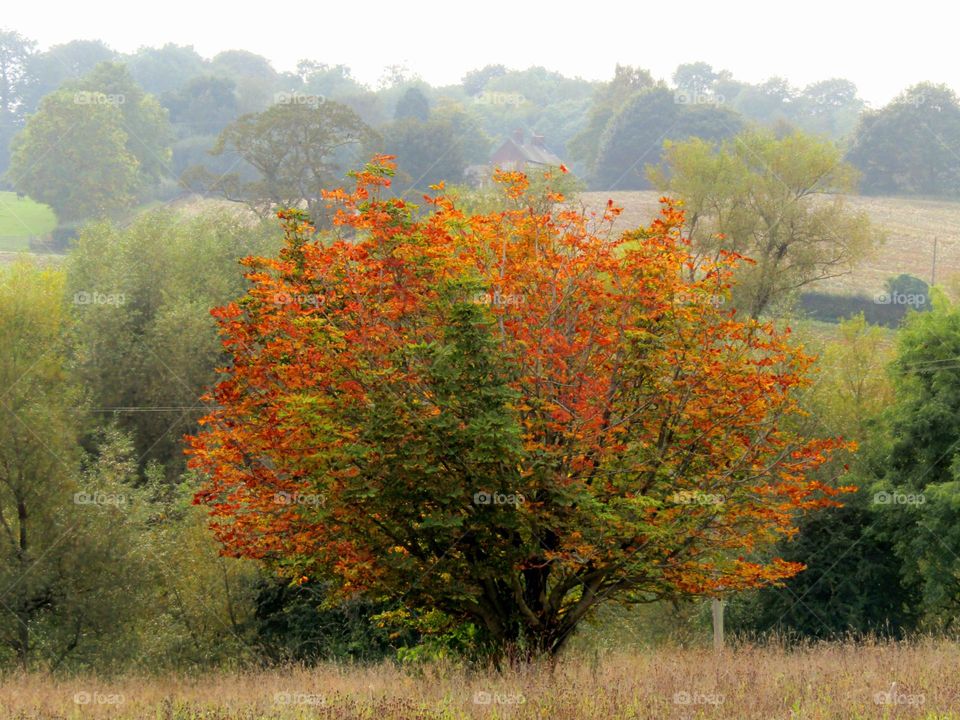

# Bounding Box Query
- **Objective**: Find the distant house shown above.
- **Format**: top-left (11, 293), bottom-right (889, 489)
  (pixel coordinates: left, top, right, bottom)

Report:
top-left (491, 129), bottom-right (564, 171)
top-left (465, 129), bottom-right (565, 187)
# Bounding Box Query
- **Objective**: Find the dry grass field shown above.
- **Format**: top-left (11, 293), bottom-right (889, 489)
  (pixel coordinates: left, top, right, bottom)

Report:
top-left (581, 191), bottom-right (960, 297)
top-left (2, 641), bottom-right (959, 719)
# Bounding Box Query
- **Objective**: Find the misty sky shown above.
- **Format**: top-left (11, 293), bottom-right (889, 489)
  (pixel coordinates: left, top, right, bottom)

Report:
top-left (4, 0), bottom-right (953, 106)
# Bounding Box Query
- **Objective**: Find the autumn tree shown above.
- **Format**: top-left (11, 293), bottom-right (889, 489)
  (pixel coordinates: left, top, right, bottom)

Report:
top-left (190, 158), bottom-right (851, 658)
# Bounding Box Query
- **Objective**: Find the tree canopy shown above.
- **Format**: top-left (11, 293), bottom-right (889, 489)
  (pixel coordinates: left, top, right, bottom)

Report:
top-left (189, 159), bottom-right (851, 658)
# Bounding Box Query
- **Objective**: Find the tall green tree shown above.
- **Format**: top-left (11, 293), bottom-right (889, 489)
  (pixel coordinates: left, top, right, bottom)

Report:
top-left (594, 86), bottom-right (743, 191)
top-left (66, 62), bottom-right (173, 186)
top-left (794, 78), bottom-right (864, 139)
top-left (7, 90), bottom-right (139, 221)
top-left (847, 83), bottom-right (960, 196)
top-left (866, 296), bottom-right (960, 625)
top-left (0, 29), bottom-right (36, 175)
top-left (568, 64), bottom-right (654, 179)
top-left (210, 50), bottom-right (279, 114)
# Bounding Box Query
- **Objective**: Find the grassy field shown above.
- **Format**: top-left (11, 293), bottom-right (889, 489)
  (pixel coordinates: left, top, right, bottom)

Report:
top-left (581, 191), bottom-right (960, 298)
top-left (1, 642), bottom-right (957, 719)
top-left (0, 191), bottom-right (58, 252)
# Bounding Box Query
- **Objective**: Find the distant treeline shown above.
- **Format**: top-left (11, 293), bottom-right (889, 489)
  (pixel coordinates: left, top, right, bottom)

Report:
top-left (1, 30), bottom-right (960, 228)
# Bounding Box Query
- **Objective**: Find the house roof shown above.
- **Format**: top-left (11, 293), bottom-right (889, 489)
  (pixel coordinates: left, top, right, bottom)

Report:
top-left (499, 137), bottom-right (563, 166)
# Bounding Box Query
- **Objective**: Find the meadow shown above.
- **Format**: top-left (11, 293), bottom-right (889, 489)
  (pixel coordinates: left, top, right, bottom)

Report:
top-left (1, 641), bottom-right (957, 719)
top-left (0, 191), bottom-right (57, 251)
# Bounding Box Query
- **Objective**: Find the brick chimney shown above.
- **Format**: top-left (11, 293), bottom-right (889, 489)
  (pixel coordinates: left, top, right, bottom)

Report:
top-left (512, 128), bottom-right (524, 145)
top-left (531, 133), bottom-right (545, 148)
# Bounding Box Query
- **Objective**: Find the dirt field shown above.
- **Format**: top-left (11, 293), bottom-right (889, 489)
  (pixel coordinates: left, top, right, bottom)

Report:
top-left (581, 191), bottom-right (960, 297)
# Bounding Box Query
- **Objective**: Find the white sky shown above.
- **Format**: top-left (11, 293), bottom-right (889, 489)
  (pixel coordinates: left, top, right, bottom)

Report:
top-left (2, 0), bottom-right (954, 107)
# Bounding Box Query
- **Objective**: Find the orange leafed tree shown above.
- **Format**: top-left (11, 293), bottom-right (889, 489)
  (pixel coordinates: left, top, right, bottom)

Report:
top-left (188, 157), bottom-right (853, 657)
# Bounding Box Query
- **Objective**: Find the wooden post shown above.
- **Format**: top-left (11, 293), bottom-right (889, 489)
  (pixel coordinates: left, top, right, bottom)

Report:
top-left (711, 598), bottom-right (725, 651)
top-left (932, 236), bottom-right (938, 286)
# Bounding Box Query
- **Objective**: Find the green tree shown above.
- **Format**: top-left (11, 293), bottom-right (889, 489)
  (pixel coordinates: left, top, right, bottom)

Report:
top-left (7, 90), bottom-right (139, 221)
top-left (394, 86), bottom-right (430, 122)
top-left (0, 29), bottom-right (36, 175)
top-left (125, 43), bottom-right (206, 96)
top-left (0, 262), bottom-right (154, 668)
top-left (672, 61), bottom-right (720, 98)
top-left (847, 83), bottom-right (960, 196)
top-left (65, 209), bottom-right (282, 480)
top-left (188, 101), bottom-right (376, 222)
top-left (865, 296), bottom-right (960, 626)
top-left (732, 77), bottom-right (797, 126)
top-left (649, 128), bottom-right (881, 318)
top-left (568, 64), bottom-right (654, 179)
top-left (594, 86), bottom-right (743, 191)
top-left (462, 64), bottom-right (507, 96)
top-left (163, 75), bottom-right (239, 137)
top-left (794, 78), bottom-right (864, 139)
top-left (66, 62), bottom-right (173, 186)
top-left (380, 110), bottom-right (484, 193)
top-left (21, 39), bottom-right (114, 112)
top-left (296, 61), bottom-right (367, 100)
top-left (210, 49), bottom-right (279, 114)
